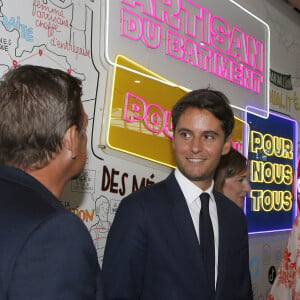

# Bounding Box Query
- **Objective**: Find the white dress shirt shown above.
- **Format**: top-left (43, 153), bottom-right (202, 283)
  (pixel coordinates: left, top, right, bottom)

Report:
top-left (174, 168), bottom-right (219, 286)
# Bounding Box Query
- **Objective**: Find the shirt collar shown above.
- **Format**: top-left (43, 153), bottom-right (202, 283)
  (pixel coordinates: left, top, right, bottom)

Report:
top-left (174, 168), bottom-right (214, 205)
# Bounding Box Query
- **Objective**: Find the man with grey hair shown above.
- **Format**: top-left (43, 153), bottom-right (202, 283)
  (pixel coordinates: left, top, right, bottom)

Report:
top-left (0, 65), bottom-right (104, 300)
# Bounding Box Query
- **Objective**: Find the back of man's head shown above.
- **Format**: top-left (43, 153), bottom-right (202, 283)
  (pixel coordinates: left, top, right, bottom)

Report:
top-left (0, 65), bottom-right (83, 171)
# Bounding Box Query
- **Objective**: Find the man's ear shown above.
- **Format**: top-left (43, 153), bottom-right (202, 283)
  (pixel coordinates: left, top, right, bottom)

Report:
top-left (172, 135), bottom-right (175, 151)
top-left (63, 125), bottom-right (79, 159)
top-left (222, 135), bottom-right (232, 155)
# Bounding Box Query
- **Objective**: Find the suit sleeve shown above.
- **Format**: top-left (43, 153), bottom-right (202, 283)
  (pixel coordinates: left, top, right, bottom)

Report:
top-left (8, 213), bottom-right (104, 300)
top-left (102, 196), bottom-right (147, 300)
top-left (237, 216), bottom-right (253, 300)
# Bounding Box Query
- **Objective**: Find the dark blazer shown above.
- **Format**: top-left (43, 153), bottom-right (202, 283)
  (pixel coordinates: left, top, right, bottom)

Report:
top-left (103, 172), bottom-right (253, 300)
top-left (0, 165), bottom-right (104, 300)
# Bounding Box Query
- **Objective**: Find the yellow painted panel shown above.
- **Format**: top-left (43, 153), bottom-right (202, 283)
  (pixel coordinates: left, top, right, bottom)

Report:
top-left (108, 55), bottom-right (248, 167)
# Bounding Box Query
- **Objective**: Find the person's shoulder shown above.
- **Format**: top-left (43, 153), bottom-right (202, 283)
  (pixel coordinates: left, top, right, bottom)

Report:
top-left (214, 191), bottom-right (249, 238)
top-left (214, 190), bottom-right (245, 217)
top-left (21, 211), bottom-right (100, 290)
top-left (0, 165), bottom-right (66, 217)
top-left (0, 168), bottom-right (81, 250)
top-left (291, 213), bottom-right (300, 232)
top-left (44, 211), bottom-right (94, 242)
top-left (126, 172), bottom-right (174, 199)
top-left (117, 172), bottom-right (176, 212)
top-left (22, 210), bottom-right (97, 262)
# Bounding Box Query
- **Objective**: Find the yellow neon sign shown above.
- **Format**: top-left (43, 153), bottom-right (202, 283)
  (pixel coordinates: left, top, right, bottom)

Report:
top-left (250, 130), bottom-right (293, 159)
top-left (251, 189), bottom-right (292, 212)
top-left (249, 129), bottom-right (294, 212)
top-left (250, 160), bottom-right (293, 185)
top-left (107, 55), bottom-right (249, 168)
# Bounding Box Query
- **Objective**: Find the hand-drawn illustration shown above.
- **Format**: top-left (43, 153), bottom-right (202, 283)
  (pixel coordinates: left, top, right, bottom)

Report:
top-left (0, 1), bottom-right (299, 298)
top-left (90, 195), bottom-right (111, 264)
top-left (1, 0), bottom-right (98, 98)
top-left (44, 0), bottom-right (94, 50)
top-left (71, 169), bottom-right (96, 193)
top-left (0, 1), bottom-right (3, 18)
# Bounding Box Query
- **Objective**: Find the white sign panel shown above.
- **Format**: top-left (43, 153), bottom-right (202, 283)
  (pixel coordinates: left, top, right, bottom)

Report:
top-left (104, 0), bottom-right (270, 117)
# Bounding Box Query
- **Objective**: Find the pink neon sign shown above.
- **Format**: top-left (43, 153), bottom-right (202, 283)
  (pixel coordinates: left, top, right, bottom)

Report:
top-left (124, 92), bottom-right (173, 138)
top-left (123, 92), bottom-right (245, 149)
top-left (121, 0), bottom-right (264, 94)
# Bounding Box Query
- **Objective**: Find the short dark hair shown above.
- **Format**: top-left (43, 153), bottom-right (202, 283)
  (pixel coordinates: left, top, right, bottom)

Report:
top-left (0, 65), bottom-right (83, 170)
top-left (214, 147), bottom-right (248, 193)
top-left (171, 88), bottom-right (234, 139)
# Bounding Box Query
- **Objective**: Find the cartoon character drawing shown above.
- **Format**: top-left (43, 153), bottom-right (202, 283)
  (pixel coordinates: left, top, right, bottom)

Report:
top-left (90, 195), bottom-right (110, 264)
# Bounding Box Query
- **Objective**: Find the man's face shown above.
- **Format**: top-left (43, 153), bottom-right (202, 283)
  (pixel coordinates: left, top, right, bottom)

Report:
top-left (99, 203), bottom-right (109, 221)
top-left (172, 107), bottom-right (231, 190)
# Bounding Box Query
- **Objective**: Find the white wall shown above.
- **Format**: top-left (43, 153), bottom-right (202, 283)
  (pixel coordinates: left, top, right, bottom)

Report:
top-left (0, 1), bottom-right (299, 299)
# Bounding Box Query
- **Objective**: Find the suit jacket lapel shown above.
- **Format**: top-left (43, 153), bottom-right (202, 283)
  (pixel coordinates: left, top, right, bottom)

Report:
top-left (165, 173), bottom-right (204, 274)
top-left (214, 191), bottom-right (230, 292)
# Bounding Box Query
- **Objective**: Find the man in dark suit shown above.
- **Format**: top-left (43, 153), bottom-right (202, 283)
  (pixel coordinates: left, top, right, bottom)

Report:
top-left (0, 65), bottom-right (104, 300)
top-left (102, 89), bottom-right (253, 299)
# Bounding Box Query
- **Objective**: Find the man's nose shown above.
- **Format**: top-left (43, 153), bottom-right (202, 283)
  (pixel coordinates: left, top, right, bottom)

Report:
top-left (191, 138), bottom-right (203, 153)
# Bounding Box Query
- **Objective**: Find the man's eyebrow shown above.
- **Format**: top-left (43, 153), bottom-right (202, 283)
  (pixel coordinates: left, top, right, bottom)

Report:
top-left (176, 128), bottom-right (221, 137)
top-left (177, 127), bottom-right (192, 132)
top-left (202, 130), bottom-right (220, 136)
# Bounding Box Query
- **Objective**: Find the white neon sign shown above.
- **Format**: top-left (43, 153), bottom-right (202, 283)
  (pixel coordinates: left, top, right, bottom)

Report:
top-left (121, 1), bottom-right (264, 94)
top-left (105, 0), bottom-right (270, 117)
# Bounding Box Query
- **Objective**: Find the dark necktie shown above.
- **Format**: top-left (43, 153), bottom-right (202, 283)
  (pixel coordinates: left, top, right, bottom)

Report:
top-left (200, 192), bottom-right (215, 294)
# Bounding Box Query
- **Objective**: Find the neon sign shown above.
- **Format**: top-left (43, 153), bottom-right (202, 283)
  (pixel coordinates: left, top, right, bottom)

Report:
top-left (122, 2), bottom-right (264, 93)
top-left (105, 0), bottom-right (270, 117)
top-left (124, 92), bottom-right (173, 138)
top-left (245, 111), bottom-right (298, 234)
top-left (108, 55), bottom-right (248, 168)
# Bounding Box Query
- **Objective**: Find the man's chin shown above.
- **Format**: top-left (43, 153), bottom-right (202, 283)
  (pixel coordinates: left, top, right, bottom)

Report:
top-left (180, 170), bottom-right (205, 182)
top-left (179, 169), bottom-right (214, 187)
